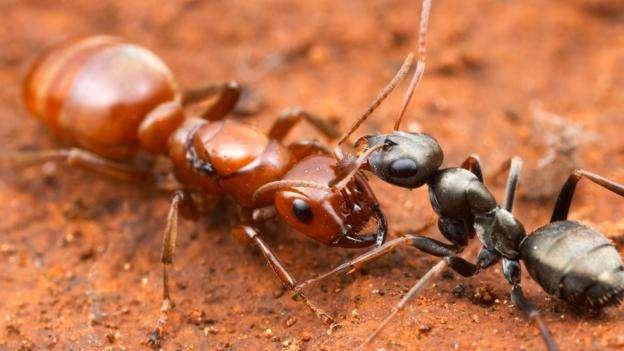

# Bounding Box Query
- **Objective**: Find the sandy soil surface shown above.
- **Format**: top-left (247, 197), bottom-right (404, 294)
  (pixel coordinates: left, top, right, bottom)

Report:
top-left (1, 0), bottom-right (624, 350)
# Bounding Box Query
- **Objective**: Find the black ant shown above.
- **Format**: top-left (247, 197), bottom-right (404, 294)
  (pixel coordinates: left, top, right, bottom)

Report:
top-left (295, 1), bottom-right (624, 350)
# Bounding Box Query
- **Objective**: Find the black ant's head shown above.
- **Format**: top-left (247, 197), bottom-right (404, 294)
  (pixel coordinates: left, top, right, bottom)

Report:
top-left (356, 131), bottom-right (443, 189)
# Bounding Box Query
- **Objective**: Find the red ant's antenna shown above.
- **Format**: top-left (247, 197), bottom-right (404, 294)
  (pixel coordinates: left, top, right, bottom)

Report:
top-left (252, 180), bottom-right (332, 201)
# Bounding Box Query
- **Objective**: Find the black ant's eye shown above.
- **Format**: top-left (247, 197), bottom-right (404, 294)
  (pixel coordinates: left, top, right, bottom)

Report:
top-left (292, 198), bottom-right (313, 224)
top-left (388, 158), bottom-right (418, 178)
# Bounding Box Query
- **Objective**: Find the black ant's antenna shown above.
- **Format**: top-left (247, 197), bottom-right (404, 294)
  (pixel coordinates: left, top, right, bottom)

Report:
top-left (394, 0), bottom-right (431, 131)
top-left (336, 53), bottom-right (414, 147)
top-left (336, 0), bottom-right (433, 152)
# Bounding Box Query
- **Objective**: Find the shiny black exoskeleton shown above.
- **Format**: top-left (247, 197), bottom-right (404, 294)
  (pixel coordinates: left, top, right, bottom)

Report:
top-left (522, 221), bottom-right (624, 308)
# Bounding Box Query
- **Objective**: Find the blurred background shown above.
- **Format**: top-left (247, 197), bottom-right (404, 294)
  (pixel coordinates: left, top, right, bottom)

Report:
top-left (1, 0), bottom-right (623, 350)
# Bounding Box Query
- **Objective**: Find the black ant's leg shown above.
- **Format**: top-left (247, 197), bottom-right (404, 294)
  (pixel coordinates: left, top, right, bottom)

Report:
top-left (504, 258), bottom-right (558, 351)
top-left (236, 225), bottom-right (334, 325)
top-left (437, 217), bottom-right (471, 247)
top-left (474, 157), bottom-right (557, 351)
top-left (268, 107), bottom-right (341, 141)
top-left (297, 234), bottom-right (461, 289)
top-left (551, 169), bottom-right (624, 222)
top-left (461, 154), bottom-right (484, 182)
top-left (475, 246), bottom-right (501, 269)
top-left (445, 245), bottom-right (506, 277)
top-left (358, 259), bottom-right (446, 348)
top-left (355, 243), bottom-right (499, 349)
top-left (503, 157), bottom-right (522, 212)
top-left (8, 148), bottom-right (149, 181)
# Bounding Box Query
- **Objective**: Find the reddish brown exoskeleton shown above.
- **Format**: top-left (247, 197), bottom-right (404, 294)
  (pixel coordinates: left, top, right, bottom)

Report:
top-left (16, 35), bottom-right (427, 345)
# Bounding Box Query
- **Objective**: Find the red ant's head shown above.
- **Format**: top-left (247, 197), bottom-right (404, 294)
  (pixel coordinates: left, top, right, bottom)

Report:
top-left (254, 155), bottom-right (386, 248)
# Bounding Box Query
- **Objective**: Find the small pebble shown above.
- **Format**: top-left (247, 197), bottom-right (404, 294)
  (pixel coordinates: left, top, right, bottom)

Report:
top-left (187, 310), bottom-right (206, 326)
top-left (442, 270), bottom-right (455, 280)
top-left (472, 285), bottom-right (496, 306)
top-left (372, 289), bottom-right (386, 296)
top-left (105, 330), bottom-right (119, 344)
top-left (452, 284), bottom-right (466, 297)
top-left (285, 317), bottom-right (297, 327)
top-left (301, 332), bottom-right (312, 342)
top-left (418, 324), bottom-right (432, 334)
top-left (204, 326), bottom-right (218, 335)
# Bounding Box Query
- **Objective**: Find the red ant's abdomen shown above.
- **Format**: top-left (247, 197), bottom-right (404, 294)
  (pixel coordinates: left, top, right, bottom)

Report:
top-left (23, 36), bottom-right (178, 160)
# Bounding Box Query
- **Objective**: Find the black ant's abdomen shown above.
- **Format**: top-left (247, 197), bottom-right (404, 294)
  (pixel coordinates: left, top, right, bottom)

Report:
top-left (520, 221), bottom-right (624, 308)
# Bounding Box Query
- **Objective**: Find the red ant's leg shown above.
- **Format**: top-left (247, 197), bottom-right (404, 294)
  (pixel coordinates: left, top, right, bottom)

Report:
top-left (181, 81), bottom-right (239, 114)
top-left (149, 190), bottom-right (218, 346)
top-left (296, 234), bottom-right (463, 290)
top-left (268, 107), bottom-right (340, 141)
top-left (287, 139), bottom-right (333, 161)
top-left (149, 191), bottom-right (184, 346)
top-left (8, 148), bottom-right (149, 181)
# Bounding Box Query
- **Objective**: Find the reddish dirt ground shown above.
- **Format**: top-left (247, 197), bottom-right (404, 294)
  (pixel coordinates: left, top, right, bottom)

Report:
top-left (1, 1), bottom-right (624, 350)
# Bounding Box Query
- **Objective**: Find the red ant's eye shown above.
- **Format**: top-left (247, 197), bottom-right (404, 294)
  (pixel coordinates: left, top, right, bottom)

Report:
top-left (292, 198), bottom-right (313, 224)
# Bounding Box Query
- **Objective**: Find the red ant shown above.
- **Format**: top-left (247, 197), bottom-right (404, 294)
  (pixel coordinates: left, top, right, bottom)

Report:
top-left (14, 34), bottom-right (429, 345)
